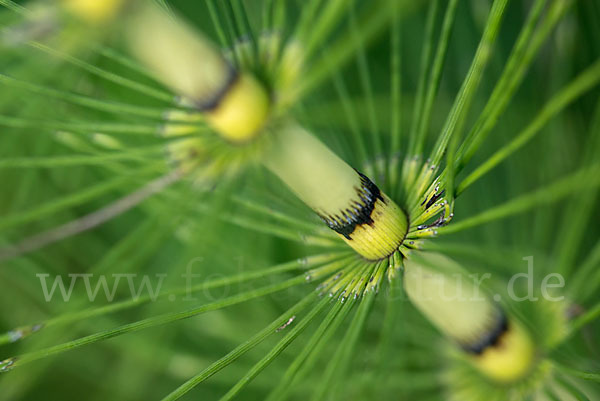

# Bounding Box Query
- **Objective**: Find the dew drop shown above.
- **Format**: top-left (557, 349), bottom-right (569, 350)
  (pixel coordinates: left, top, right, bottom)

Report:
top-left (0, 358), bottom-right (16, 373)
top-left (8, 331), bottom-right (22, 343)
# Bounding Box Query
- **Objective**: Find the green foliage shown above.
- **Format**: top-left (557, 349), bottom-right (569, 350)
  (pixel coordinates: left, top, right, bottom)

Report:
top-left (0, 0), bottom-right (599, 400)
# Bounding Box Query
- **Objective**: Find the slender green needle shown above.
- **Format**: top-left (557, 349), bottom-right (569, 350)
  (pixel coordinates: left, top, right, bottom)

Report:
top-left (0, 115), bottom-right (176, 136)
top-left (206, 0), bottom-right (230, 49)
top-left (264, 300), bottom-right (347, 401)
top-left (0, 73), bottom-right (166, 118)
top-left (231, 0), bottom-right (259, 64)
top-left (554, 363), bottom-right (600, 383)
top-left (544, 388), bottom-right (563, 401)
top-left (349, 2), bottom-right (382, 177)
top-left (92, 45), bottom-right (156, 79)
top-left (429, 0), bottom-right (509, 168)
top-left (218, 0), bottom-right (242, 66)
top-left (222, 1), bottom-right (242, 45)
top-left (297, 0), bottom-right (407, 100)
top-left (0, 254), bottom-right (344, 345)
top-left (160, 289), bottom-right (318, 401)
top-left (301, 0), bottom-right (348, 59)
top-left (330, 73), bottom-right (371, 171)
top-left (0, 168), bottom-right (155, 232)
top-left (554, 101), bottom-right (600, 277)
top-left (569, 239), bottom-right (600, 302)
top-left (554, 374), bottom-right (591, 401)
top-left (231, 196), bottom-right (323, 232)
top-left (154, 0), bottom-right (173, 15)
top-left (567, 302), bottom-right (600, 340)
top-left (457, 0), bottom-right (570, 169)
top-left (310, 291), bottom-right (375, 401)
top-left (261, 0), bottom-right (274, 32)
top-left (411, 0), bottom-right (457, 157)
top-left (2, 275), bottom-right (311, 372)
top-left (440, 165), bottom-right (600, 235)
top-left (0, 170), bottom-right (176, 262)
top-left (218, 295), bottom-right (333, 401)
top-left (219, 211), bottom-right (339, 247)
top-left (374, 277), bottom-right (401, 378)
top-left (0, 147), bottom-right (164, 170)
top-left (457, 60), bottom-right (600, 195)
top-left (29, 42), bottom-right (174, 103)
top-left (293, 0), bottom-right (324, 44)
top-left (389, 0), bottom-right (403, 161)
top-left (0, 0), bottom-right (26, 15)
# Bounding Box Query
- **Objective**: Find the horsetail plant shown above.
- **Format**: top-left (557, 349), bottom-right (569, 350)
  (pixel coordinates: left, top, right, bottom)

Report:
top-left (0, 0), bottom-right (599, 400)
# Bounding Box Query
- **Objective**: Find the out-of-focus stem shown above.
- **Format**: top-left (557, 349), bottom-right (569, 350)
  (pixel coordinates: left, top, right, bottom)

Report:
top-left (126, 4), bottom-right (270, 143)
top-left (403, 252), bottom-right (535, 382)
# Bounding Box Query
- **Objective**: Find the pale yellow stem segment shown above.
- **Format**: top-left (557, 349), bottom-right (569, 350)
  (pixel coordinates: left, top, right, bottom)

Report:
top-left (404, 252), bottom-right (535, 382)
top-left (205, 74), bottom-right (270, 143)
top-left (62, 0), bottom-right (124, 23)
top-left (471, 320), bottom-right (535, 382)
top-left (126, 4), bottom-right (269, 143)
top-left (264, 124), bottom-right (407, 260)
